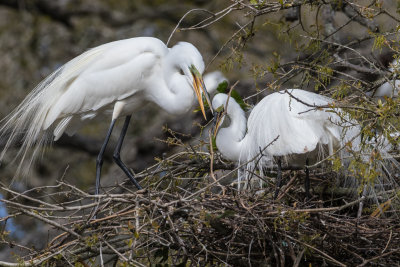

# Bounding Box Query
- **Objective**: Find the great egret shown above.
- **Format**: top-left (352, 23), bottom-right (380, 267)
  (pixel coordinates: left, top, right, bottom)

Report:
top-left (212, 89), bottom-right (361, 197)
top-left (0, 37), bottom-right (213, 194)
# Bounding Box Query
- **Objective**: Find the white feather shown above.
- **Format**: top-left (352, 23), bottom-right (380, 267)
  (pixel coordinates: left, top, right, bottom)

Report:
top-left (373, 80), bottom-right (400, 98)
top-left (0, 37), bottom-right (209, 177)
top-left (213, 90), bottom-right (352, 167)
top-left (371, 58), bottom-right (400, 99)
top-left (203, 71), bottom-right (227, 95)
top-left (213, 89), bottom-right (397, 193)
top-left (53, 116), bottom-right (73, 141)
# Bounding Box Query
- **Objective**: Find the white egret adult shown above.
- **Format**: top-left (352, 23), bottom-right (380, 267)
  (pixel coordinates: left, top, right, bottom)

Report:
top-left (212, 90), bottom-right (360, 197)
top-left (0, 37), bottom-right (213, 194)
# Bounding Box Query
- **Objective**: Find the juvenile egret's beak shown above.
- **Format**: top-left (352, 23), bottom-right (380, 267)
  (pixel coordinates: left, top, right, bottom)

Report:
top-left (190, 66), bottom-right (214, 120)
top-left (213, 111), bottom-right (223, 137)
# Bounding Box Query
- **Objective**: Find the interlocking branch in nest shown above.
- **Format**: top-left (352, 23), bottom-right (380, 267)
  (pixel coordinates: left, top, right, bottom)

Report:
top-left (0, 177), bottom-right (399, 266)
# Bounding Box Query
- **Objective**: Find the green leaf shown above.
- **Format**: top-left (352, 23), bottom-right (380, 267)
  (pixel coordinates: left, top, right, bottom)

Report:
top-left (230, 89), bottom-right (249, 111)
top-left (216, 80), bottom-right (249, 111)
top-left (216, 80), bottom-right (228, 94)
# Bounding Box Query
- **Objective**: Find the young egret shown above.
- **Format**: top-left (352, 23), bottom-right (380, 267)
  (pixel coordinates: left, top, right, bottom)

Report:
top-left (203, 71), bottom-right (228, 94)
top-left (0, 37), bottom-right (213, 194)
top-left (212, 90), bottom-right (360, 197)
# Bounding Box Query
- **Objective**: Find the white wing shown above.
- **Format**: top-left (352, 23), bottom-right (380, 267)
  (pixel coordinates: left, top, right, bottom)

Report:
top-left (0, 37), bottom-right (167, 176)
top-left (43, 37), bottom-right (167, 128)
top-left (242, 89), bottom-right (342, 160)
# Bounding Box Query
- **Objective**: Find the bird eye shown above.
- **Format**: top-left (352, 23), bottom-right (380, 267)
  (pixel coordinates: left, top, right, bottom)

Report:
top-left (179, 69), bottom-right (185, 76)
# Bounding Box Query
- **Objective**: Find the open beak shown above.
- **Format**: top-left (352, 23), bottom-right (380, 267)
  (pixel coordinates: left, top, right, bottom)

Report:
top-left (191, 71), bottom-right (214, 120)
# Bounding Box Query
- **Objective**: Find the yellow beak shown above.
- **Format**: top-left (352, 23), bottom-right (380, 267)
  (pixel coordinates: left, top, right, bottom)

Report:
top-left (213, 111), bottom-right (223, 137)
top-left (192, 73), bottom-right (213, 120)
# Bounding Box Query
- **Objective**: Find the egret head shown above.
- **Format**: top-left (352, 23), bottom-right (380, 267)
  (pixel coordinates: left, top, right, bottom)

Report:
top-left (169, 42), bottom-right (213, 119)
top-left (203, 71), bottom-right (228, 95)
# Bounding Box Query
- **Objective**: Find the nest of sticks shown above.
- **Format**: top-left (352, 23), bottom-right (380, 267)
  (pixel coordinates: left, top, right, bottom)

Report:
top-left (0, 149), bottom-right (400, 266)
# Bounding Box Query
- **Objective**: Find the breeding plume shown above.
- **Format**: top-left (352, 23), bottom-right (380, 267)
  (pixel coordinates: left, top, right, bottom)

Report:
top-left (0, 37), bottom-right (213, 193)
top-left (212, 89), bottom-right (362, 195)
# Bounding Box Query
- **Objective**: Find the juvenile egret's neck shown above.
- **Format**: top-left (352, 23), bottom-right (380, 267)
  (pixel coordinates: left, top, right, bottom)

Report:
top-left (216, 101), bottom-right (247, 162)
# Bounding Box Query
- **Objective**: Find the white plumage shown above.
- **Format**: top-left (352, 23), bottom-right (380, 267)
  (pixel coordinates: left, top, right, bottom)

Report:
top-left (203, 71), bottom-right (228, 94)
top-left (212, 89), bottom-right (361, 191)
top-left (373, 80), bottom-right (399, 99)
top-left (0, 37), bottom-right (212, 191)
top-left (213, 89), bottom-right (358, 165)
top-left (372, 59), bottom-right (400, 99)
top-left (213, 89), bottom-right (399, 200)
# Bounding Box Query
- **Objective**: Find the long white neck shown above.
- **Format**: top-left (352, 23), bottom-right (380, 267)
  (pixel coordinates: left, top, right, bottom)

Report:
top-left (216, 101), bottom-right (247, 162)
top-left (146, 45), bottom-right (200, 115)
top-left (158, 54), bottom-right (195, 114)
top-left (161, 66), bottom-right (195, 114)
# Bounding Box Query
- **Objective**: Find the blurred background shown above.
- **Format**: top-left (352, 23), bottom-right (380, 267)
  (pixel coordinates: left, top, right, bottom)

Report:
top-left (0, 0), bottom-right (307, 192)
top-left (0, 1), bottom-right (241, 257)
top-left (1, 0), bottom-right (397, 192)
top-left (0, 0), bottom-right (399, 262)
top-left (0, 0), bottom-right (237, 191)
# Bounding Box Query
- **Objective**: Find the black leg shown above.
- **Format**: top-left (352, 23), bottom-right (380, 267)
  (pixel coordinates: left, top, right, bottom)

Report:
top-left (113, 115), bottom-right (143, 190)
top-left (274, 157), bottom-right (282, 199)
top-left (305, 158), bottom-right (310, 199)
top-left (96, 119), bottom-right (117, 195)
